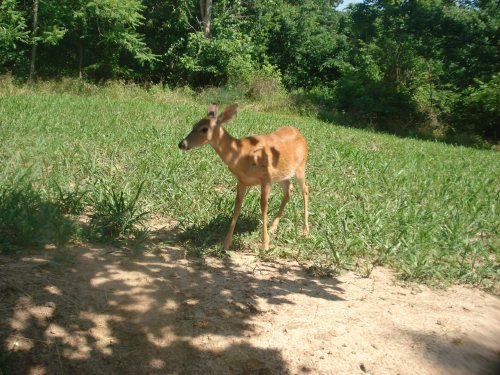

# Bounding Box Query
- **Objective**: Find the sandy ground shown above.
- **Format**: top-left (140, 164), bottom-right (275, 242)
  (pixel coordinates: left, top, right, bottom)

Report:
top-left (1, 234), bottom-right (499, 375)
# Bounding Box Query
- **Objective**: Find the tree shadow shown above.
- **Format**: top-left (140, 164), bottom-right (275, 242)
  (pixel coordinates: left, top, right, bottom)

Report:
top-left (0, 225), bottom-right (344, 374)
top-left (178, 214), bottom-right (259, 251)
top-left (0, 185), bottom-right (76, 252)
top-left (405, 330), bottom-right (500, 375)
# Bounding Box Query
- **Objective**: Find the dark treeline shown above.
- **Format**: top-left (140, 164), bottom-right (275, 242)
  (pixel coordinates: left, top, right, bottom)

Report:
top-left (1, 0), bottom-right (498, 143)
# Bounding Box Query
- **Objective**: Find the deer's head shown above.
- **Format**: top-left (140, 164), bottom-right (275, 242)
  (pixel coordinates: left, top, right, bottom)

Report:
top-left (178, 103), bottom-right (237, 151)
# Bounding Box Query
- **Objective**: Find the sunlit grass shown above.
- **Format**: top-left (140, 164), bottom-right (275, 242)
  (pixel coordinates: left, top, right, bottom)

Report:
top-left (0, 79), bottom-right (498, 288)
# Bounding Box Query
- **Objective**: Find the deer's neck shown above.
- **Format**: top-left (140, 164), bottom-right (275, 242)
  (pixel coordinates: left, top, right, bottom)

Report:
top-left (209, 126), bottom-right (241, 170)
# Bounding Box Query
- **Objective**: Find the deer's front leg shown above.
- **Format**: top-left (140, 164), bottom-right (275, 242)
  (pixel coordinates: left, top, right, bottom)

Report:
top-left (222, 181), bottom-right (247, 251)
top-left (270, 180), bottom-right (292, 233)
top-left (260, 181), bottom-right (271, 251)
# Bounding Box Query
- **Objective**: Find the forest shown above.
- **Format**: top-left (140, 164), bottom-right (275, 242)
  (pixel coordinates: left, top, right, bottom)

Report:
top-left (1, 5), bottom-right (499, 371)
top-left (1, 0), bottom-right (499, 144)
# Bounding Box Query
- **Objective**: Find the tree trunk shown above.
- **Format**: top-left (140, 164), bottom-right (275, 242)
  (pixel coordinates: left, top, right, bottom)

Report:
top-left (78, 41), bottom-right (83, 80)
top-left (29, 0), bottom-right (39, 82)
top-left (199, 0), bottom-right (212, 37)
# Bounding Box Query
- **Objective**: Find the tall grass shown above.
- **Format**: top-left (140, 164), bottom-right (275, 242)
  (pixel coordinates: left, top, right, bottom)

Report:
top-left (88, 181), bottom-right (149, 241)
top-left (0, 78), bottom-right (498, 288)
top-left (0, 176), bottom-right (76, 251)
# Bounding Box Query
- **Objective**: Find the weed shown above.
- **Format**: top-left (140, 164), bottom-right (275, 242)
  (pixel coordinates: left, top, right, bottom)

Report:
top-left (53, 183), bottom-right (88, 215)
top-left (88, 181), bottom-right (149, 243)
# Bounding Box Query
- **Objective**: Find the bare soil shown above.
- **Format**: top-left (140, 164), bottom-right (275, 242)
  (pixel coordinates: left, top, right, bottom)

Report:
top-left (1, 233), bottom-right (499, 374)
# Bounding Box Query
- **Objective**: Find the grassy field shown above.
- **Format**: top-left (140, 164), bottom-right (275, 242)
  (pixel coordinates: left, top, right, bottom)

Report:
top-left (0, 79), bottom-right (498, 289)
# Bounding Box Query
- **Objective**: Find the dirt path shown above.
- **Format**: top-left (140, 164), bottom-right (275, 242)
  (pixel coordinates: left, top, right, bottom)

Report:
top-left (1, 239), bottom-right (499, 375)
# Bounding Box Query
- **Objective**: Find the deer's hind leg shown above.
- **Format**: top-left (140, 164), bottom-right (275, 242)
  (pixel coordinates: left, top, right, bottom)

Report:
top-left (260, 181), bottom-right (272, 251)
top-left (295, 168), bottom-right (309, 236)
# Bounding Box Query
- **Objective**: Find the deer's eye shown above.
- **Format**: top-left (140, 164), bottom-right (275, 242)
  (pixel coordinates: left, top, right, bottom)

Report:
top-left (201, 128), bottom-right (208, 133)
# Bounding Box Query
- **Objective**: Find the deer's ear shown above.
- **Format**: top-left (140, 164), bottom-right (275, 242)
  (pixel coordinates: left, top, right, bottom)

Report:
top-left (207, 103), bottom-right (218, 118)
top-left (217, 104), bottom-right (238, 124)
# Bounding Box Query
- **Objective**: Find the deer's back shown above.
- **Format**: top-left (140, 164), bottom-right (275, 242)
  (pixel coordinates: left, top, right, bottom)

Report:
top-left (231, 126), bottom-right (308, 185)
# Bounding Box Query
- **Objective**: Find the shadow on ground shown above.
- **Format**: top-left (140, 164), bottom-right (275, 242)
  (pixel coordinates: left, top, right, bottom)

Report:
top-left (177, 214), bottom-right (259, 252)
top-left (0, 225), bottom-right (343, 375)
top-left (405, 330), bottom-right (500, 375)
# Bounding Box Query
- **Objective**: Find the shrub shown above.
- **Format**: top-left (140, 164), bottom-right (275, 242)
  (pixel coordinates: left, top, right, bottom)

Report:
top-left (179, 31), bottom-right (257, 87)
top-left (450, 74), bottom-right (500, 142)
top-left (245, 63), bottom-right (284, 100)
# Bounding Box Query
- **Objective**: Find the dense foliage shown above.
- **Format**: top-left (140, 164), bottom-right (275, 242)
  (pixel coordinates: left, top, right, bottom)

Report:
top-left (1, 0), bottom-right (498, 142)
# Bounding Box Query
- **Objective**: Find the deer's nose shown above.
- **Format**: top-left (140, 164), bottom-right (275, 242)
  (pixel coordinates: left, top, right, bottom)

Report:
top-left (178, 140), bottom-right (188, 150)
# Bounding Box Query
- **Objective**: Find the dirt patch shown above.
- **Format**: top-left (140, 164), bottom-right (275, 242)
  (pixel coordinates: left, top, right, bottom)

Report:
top-left (1, 239), bottom-right (499, 374)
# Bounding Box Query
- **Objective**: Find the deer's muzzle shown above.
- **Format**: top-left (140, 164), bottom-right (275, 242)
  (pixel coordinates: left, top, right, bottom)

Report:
top-left (178, 139), bottom-right (189, 150)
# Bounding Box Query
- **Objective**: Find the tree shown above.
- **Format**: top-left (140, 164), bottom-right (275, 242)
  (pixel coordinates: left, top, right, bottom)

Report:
top-left (334, 0), bottom-right (499, 139)
top-left (77, 0), bottom-right (157, 78)
top-left (200, 0), bottom-right (212, 37)
top-left (0, 0), bottom-right (29, 72)
top-left (28, 0), bottom-right (68, 79)
top-left (259, 0), bottom-right (345, 90)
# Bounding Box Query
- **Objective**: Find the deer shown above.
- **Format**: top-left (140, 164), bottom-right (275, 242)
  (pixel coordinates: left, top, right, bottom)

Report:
top-left (178, 103), bottom-right (309, 251)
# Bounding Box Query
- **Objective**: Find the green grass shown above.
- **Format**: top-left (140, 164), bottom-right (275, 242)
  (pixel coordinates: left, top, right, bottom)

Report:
top-left (0, 78), bottom-right (498, 288)
top-left (0, 177), bottom-right (77, 250)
